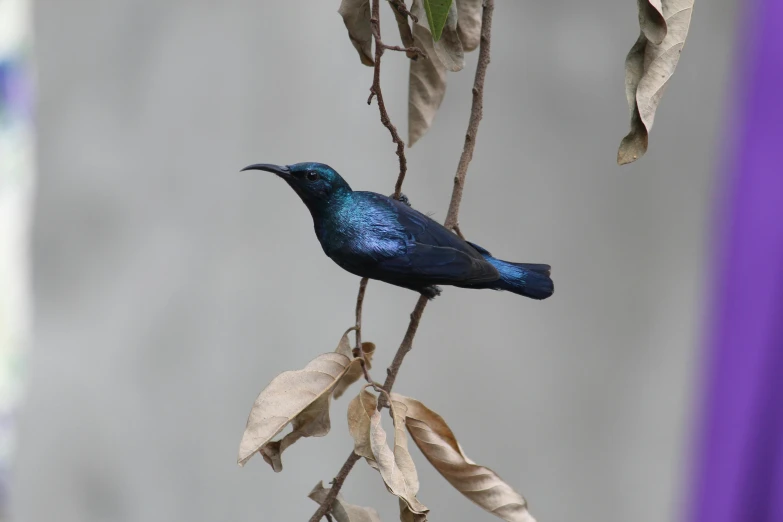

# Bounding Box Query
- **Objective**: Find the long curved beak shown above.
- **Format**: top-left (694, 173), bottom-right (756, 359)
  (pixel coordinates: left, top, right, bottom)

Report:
top-left (241, 163), bottom-right (291, 179)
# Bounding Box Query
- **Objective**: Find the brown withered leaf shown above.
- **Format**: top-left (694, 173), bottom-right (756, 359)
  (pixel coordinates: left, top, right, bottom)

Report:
top-left (409, 0), bottom-right (448, 147)
top-left (339, 0), bottom-right (374, 67)
top-left (399, 499), bottom-right (428, 522)
top-left (334, 332), bottom-right (376, 399)
top-left (433, 2), bottom-right (464, 72)
top-left (637, 0), bottom-right (666, 45)
top-left (618, 0), bottom-right (693, 165)
top-left (456, 0), bottom-right (482, 52)
top-left (309, 481), bottom-right (384, 522)
top-left (237, 352), bottom-right (357, 467)
top-left (347, 389), bottom-right (428, 517)
top-left (392, 394), bottom-right (536, 522)
top-left (368, 398), bottom-right (427, 516)
top-left (347, 388), bottom-right (378, 459)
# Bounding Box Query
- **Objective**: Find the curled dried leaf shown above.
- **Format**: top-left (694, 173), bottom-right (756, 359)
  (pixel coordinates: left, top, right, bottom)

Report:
top-left (309, 481), bottom-right (384, 522)
top-left (237, 352), bottom-right (356, 467)
top-left (339, 0), bottom-right (375, 67)
top-left (334, 339), bottom-right (376, 399)
top-left (347, 389), bottom-right (428, 517)
top-left (409, 0), bottom-right (448, 147)
top-left (618, 0), bottom-right (693, 165)
top-left (369, 400), bottom-right (427, 515)
top-left (347, 388), bottom-right (378, 459)
top-left (392, 393), bottom-right (536, 522)
top-left (433, 1), bottom-right (464, 72)
top-left (456, 0), bottom-right (482, 52)
top-left (637, 0), bottom-right (666, 45)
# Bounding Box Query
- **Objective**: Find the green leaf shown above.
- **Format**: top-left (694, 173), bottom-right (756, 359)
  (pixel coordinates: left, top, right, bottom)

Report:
top-left (423, 0), bottom-right (453, 41)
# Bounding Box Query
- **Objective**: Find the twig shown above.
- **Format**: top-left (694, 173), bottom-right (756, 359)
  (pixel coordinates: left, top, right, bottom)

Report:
top-left (389, 0), bottom-right (416, 22)
top-left (367, 0), bottom-right (410, 200)
top-left (382, 43), bottom-right (426, 58)
top-left (307, 451), bottom-right (361, 522)
top-left (353, 277), bottom-right (372, 382)
top-left (444, 0), bottom-right (495, 233)
top-left (378, 294), bottom-right (429, 408)
top-left (325, 515), bottom-right (334, 522)
top-left (387, 0), bottom-right (418, 60)
top-left (309, 1), bottom-right (495, 519)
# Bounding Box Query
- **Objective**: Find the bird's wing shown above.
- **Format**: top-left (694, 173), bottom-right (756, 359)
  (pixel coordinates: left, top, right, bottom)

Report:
top-left (359, 193), bottom-right (499, 285)
top-left (376, 241), bottom-right (499, 284)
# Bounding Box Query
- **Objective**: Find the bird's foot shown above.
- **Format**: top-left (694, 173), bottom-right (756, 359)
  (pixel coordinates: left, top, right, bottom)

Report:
top-left (421, 285), bottom-right (442, 300)
top-left (392, 193), bottom-right (412, 207)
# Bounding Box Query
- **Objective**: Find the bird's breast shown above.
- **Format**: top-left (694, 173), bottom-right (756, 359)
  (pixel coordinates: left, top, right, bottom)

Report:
top-left (316, 200), bottom-right (406, 263)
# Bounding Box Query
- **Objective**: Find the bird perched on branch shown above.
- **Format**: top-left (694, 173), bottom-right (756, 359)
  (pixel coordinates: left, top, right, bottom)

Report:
top-left (242, 162), bottom-right (553, 300)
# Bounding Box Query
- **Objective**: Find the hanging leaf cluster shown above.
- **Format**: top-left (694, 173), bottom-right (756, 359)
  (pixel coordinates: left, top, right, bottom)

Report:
top-left (340, 0), bottom-right (694, 163)
top-left (238, 330), bottom-right (537, 521)
top-left (339, 0), bottom-right (483, 146)
top-left (618, 0), bottom-right (694, 164)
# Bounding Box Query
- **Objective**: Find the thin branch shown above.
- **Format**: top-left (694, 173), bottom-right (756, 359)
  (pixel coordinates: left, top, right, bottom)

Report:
top-left (309, 1), bottom-right (495, 520)
top-left (444, 0), bottom-right (495, 232)
top-left (353, 277), bottom-right (372, 383)
top-left (389, 0), bottom-right (416, 22)
top-left (382, 43), bottom-right (426, 58)
top-left (307, 451), bottom-right (361, 522)
top-left (378, 294), bottom-right (429, 408)
top-left (387, 0), bottom-right (418, 60)
top-left (367, 0), bottom-right (409, 200)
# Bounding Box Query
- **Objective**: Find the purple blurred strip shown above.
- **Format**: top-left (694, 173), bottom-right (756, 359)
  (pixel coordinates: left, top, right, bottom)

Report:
top-left (689, 0), bottom-right (783, 521)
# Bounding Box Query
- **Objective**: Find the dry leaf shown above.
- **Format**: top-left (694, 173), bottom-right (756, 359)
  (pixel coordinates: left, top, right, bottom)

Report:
top-left (237, 352), bottom-right (356, 467)
top-left (309, 481), bottom-right (384, 522)
top-left (334, 331), bottom-right (376, 399)
top-left (399, 498), bottom-right (428, 522)
top-left (409, 0), bottom-right (448, 147)
top-left (347, 389), bottom-right (428, 517)
top-left (339, 0), bottom-right (374, 67)
top-left (392, 394), bottom-right (536, 522)
top-left (637, 0), bottom-right (666, 45)
top-left (456, 0), bottom-right (482, 52)
top-left (369, 399), bottom-right (427, 515)
top-left (618, 0), bottom-right (693, 165)
top-left (347, 388), bottom-right (378, 459)
top-left (433, 2), bottom-right (465, 72)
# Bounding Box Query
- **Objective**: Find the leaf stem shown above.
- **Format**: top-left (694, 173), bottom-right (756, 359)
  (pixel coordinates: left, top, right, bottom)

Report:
top-left (309, 0), bottom-right (496, 519)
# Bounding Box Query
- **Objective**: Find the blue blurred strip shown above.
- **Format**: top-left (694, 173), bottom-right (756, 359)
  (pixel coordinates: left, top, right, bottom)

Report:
top-left (688, 0), bottom-right (783, 520)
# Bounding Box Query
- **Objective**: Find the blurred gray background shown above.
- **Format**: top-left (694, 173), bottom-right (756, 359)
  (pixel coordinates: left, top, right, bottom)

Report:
top-left (12, 1), bottom-right (734, 521)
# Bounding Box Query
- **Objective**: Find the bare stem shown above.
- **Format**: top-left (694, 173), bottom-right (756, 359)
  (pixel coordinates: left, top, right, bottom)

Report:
top-left (309, 1), bottom-right (495, 519)
top-left (444, 0), bottom-right (495, 233)
top-left (367, 0), bottom-right (409, 200)
top-left (307, 451), bottom-right (361, 522)
top-left (387, 0), bottom-right (418, 59)
top-left (378, 294), bottom-right (429, 408)
top-left (354, 277), bottom-right (372, 383)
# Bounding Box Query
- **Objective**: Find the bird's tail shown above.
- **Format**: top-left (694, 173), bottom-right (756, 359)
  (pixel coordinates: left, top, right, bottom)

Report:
top-left (483, 256), bottom-right (554, 300)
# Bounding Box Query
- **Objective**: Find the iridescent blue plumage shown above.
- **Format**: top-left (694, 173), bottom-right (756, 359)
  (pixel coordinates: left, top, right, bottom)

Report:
top-left (241, 162), bottom-right (554, 300)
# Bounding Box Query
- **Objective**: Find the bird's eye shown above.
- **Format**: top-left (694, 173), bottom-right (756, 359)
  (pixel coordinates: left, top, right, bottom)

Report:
top-left (306, 171), bottom-right (319, 182)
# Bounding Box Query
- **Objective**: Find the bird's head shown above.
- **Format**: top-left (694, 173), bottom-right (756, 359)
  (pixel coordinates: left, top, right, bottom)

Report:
top-left (241, 162), bottom-right (352, 212)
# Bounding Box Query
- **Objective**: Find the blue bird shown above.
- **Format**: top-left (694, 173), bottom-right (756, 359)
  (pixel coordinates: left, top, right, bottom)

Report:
top-left (242, 162), bottom-right (554, 300)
